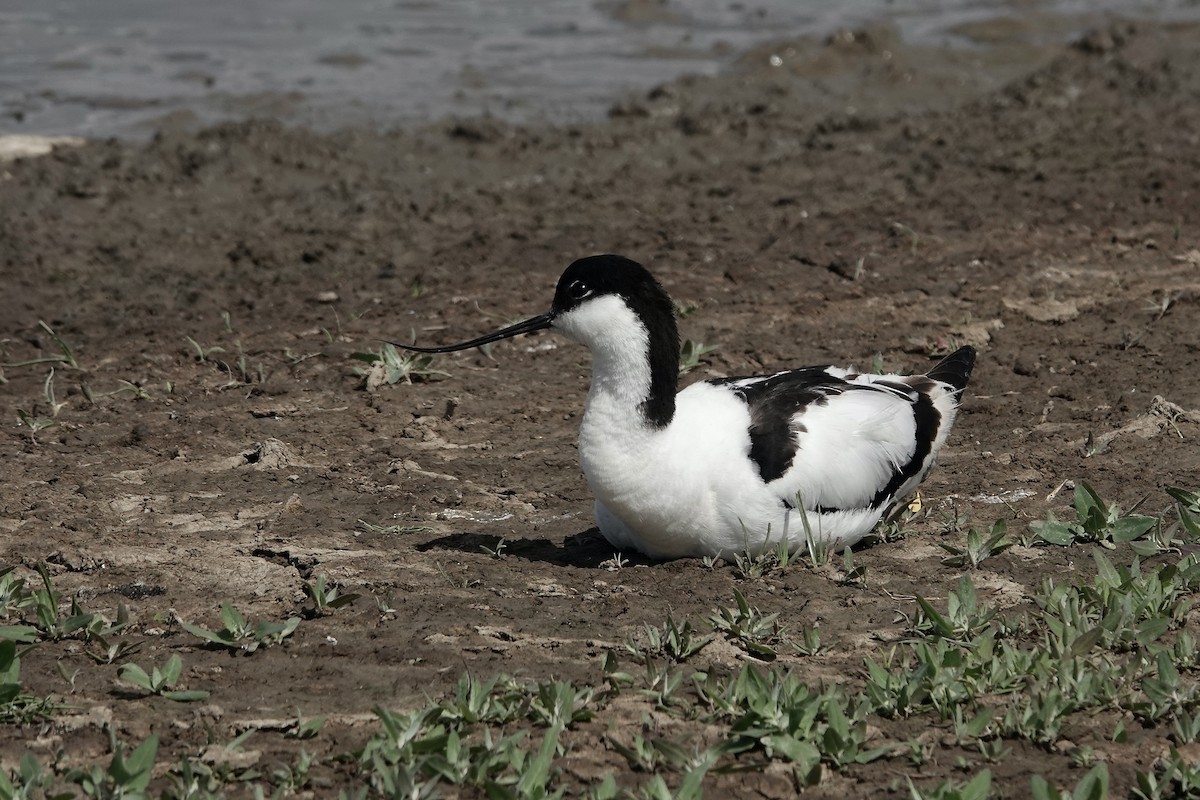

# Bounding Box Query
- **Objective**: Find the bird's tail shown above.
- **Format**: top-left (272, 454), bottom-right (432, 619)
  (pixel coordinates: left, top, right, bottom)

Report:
top-left (927, 345), bottom-right (976, 397)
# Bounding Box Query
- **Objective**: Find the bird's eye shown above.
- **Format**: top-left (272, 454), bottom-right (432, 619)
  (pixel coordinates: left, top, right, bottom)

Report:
top-left (567, 280), bottom-right (591, 301)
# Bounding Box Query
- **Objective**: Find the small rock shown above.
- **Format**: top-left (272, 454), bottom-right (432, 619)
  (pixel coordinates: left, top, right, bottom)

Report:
top-left (0, 135), bottom-right (86, 162)
top-left (1013, 358), bottom-right (1039, 377)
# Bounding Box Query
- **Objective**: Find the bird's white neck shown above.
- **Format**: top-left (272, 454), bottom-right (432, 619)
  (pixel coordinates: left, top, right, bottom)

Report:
top-left (553, 294), bottom-right (678, 430)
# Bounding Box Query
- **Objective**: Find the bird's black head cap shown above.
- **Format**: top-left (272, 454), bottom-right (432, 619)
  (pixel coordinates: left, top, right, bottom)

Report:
top-left (554, 254), bottom-right (680, 428)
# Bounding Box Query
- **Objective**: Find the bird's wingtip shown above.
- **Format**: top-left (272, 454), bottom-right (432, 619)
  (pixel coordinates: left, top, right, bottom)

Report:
top-left (927, 345), bottom-right (976, 395)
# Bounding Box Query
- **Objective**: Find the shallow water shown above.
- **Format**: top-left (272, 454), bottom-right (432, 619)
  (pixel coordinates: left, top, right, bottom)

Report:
top-left (1, 0), bottom-right (1197, 139)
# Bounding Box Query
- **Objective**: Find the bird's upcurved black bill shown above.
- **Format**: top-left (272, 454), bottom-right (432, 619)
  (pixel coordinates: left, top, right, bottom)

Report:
top-left (388, 312), bottom-right (554, 353)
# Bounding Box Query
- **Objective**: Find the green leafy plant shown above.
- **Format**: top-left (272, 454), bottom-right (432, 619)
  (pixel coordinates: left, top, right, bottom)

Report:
top-left (89, 638), bottom-right (142, 670)
top-left (871, 499), bottom-right (923, 544)
top-left (1081, 430), bottom-right (1110, 459)
top-left (118, 654), bottom-right (210, 702)
top-left (795, 623), bottom-right (824, 657)
top-left (915, 574), bottom-right (996, 641)
top-left (863, 650), bottom-right (928, 721)
top-left (0, 568), bottom-right (39, 644)
top-left (939, 520), bottom-right (1013, 568)
top-left (351, 343), bottom-right (448, 389)
top-left (1031, 481), bottom-right (1157, 548)
top-left (1032, 762), bottom-right (1109, 800)
top-left (0, 752), bottom-right (63, 799)
top-left (1168, 486), bottom-right (1200, 539)
top-left (36, 368), bottom-right (70, 418)
top-left (15, 408), bottom-right (55, 439)
top-left (840, 546), bottom-right (868, 586)
top-left (0, 640), bottom-right (58, 723)
top-left (303, 574), bottom-right (360, 616)
top-left (480, 538), bottom-right (508, 559)
top-left (179, 603), bottom-right (300, 653)
top-left (2, 321), bottom-right (80, 369)
top-left (1132, 650), bottom-right (1199, 723)
top-left (27, 563), bottom-right (96, 641)
top-left (68, 735), bottom-right (158, 798)
top-left (702, 665), bottom-right (887, 776)
top-left (625, 613), bottom-right (713, 664)
top-left (82, 378), bottom-right (150, 404)
top-left (1134, 747), bottom-right (1200, 799)
top-left (907, 768), bottom-right (991, 800)
top-left (732, 534), bottom-right (795, 580)
top-left (678, 340), bottom-right (717, 374)
top-left (674, 300), bottom-right (701, 319)
top-left (527, 679), bottom-right (595, 729)
top-left (709, 588), bottom-right (789, 661)
top-left (185, 335), bottom-right (226, 362)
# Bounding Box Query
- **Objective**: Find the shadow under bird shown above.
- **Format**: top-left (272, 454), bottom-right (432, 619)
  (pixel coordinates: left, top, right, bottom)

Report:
top-left (393, 254), bottom-right (975, 560)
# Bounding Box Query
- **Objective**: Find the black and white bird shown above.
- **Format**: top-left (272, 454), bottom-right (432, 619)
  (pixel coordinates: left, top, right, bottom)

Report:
top-left (395, 254), bottom-right (975, 560)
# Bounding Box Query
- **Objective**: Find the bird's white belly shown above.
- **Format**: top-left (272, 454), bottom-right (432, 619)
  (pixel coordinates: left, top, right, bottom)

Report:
top-left (580, 382), bottom-right (884, 559)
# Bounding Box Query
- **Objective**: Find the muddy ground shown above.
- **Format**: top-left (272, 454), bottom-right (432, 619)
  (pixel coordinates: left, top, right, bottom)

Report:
top-left (2, 17), bottom-right (1200, 798)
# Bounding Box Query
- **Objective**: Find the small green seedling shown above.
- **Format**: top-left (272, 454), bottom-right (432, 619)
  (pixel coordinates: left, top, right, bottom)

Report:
top-left (872, 499), bottom-right (923, 544)
top-left (303, 575), bottom-right (360, 616)
top-left (1, 321), bottom-right (79, 369)
top-left (479, 538), bottom-right (507, 559)
top-left (1031, 762), bottom-right (1109, 800)
top-left (351, 343), bottom-right (448, 390)
top-left (41, 369), bottom-right (68, 417)
top-left (732, 533), bottom-right (794, 580)
top-left (804, 527), bottom-right (833, 569)
top-left (841, 546), bottom-right (868, 586)
top-left (86, 634), bottom-right (141, 665)
top-left (1031, 481), bottom-right (1156, 549)
top-left (914, 574), bottom-right (996, 641)
top-left (179, 603), bottom-right (300, 653)
top-left (892, 221), bottom-right (922, 251)
top-left (185, 335), bottom-right (226, 362)
top-left (284, 348), bottom-right (322, 366)
top-left (288, 713), bottom-right (326, 740)
top-left (1081, 430), bottom-right (1110, 459)
top-left (0, 640), bottom-right (59, 723)
top-left (118, 654), bottom-right (209, 701)
top-left (625, 613), bottom-right (713, 664)
top-left (15, 409), bottom-right (54, 439)
top-left (678, 339), bottom-right (718, 374)
top-left (29, 563), bottom-right (95, 641)
top-left (0, 752), bottom-right (60, 798)
top-left (1144, 292), bottom-right (1177, 321)
top-left (1134, 747), bottom-right (1200, 798)
top-left (231, 342), bottom-right (265, 385)
top-left (709, 588), bottom-right (788, 661)
top-left (0, 568), bottom-right (38, 643)
top-left (68, 735), bottom-right (158, 798)
top-left (795, 624), bottom-right (823, 657)
top-left (1168, 486), bottom-right (1200, 539)
top-left (82, 379), bottom-right (150, 404)
top-left (940, 520), bottom-right (1013, 568)
top-left (907, 769), bottom-right (991, 800)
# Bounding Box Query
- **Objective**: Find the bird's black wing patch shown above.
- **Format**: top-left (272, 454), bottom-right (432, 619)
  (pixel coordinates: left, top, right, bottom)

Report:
top-left (867, 388), bottom-right (940, 509)
top-left (710, 368), bottom-right (946, 509)
top-left (708, 367), bottom-right (846, 483)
